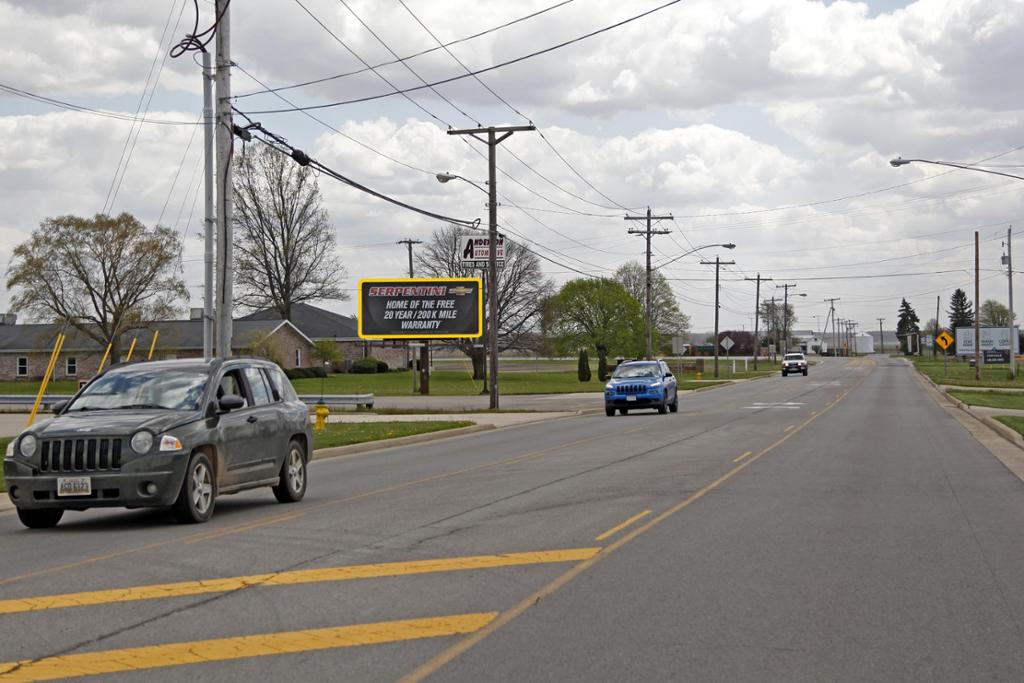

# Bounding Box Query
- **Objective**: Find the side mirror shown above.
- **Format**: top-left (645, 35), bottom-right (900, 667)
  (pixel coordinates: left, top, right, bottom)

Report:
top-left (218, 394), bottom-right (245, 412)
top-left (664, 372), bottom-right (673, 379)
top-left (51, 400), bottom-right (68, 414)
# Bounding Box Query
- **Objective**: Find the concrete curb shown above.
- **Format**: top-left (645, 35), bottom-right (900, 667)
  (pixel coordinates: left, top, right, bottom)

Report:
top-left (311, 424), bottom-right (494, 462)
top-left (913, 365), bottom-right (1024, 451)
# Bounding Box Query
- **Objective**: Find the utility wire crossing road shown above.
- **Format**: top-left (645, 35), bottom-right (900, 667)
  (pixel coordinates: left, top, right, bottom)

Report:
top-left (3, 356), bottom-right (1024, 681)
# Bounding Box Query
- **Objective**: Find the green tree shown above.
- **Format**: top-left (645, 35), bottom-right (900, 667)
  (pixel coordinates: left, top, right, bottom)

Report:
top-left (758, 300), bottom-right (795, 350)
top-left (896, 298), bottom-right (920, 355)
top-left (312, 339), bottom-right (343, 370)
top-left (947, 288), bottom-right (974, 354)
top-left (614, 262), bottom-right (691, 351)
top-left (544, 278), bottom-right (644, 360)
top-left (577, 349), bottom-right (592, 382)
top-left (5, 213), bottom-right (186, 358)
top-left (979, 299), bottom-right (1015, 327)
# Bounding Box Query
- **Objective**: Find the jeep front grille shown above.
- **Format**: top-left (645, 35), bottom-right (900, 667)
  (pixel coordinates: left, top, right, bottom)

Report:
top-left (616, 384), bottom-right (648, 395)
top-left (40, 438), bottom-right (123, 473)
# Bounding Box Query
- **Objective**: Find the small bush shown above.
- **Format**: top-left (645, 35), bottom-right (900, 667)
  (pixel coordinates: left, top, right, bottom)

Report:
top-left (351, 358), bottom-right (379, 374)
top-left (376, 360), bottom-right (389, 373)
top-left (284, 367), bottom-right (327, 379)
top-left (597, 347), bottom-right (609, 382)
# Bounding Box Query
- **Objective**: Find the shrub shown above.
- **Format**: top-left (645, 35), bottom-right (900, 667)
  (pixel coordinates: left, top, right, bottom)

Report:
top-left (284, 367), bottom-right (327, 380)
top-left (577, 349), bottom-right (592, 382)
top-left (351, 358), bottom-right (379, 374)
top-left (597, 346), bottom-right (609, 381)
top-left (376, 359), bottom-right (389, 373)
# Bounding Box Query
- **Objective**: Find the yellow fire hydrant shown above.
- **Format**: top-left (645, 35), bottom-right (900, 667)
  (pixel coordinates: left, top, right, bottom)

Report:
top-left (696, 371), bottom-right (702, 380)
top-left (314, 402), bottom-right (330, 432)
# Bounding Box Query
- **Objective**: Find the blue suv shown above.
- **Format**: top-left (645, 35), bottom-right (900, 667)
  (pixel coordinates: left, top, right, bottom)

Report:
top-left (604, 360), bottom-right (678, 416)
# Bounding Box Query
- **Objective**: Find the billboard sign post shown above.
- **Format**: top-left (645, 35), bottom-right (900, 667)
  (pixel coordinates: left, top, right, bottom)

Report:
top-left (358, 278), bottom-right (483, 339)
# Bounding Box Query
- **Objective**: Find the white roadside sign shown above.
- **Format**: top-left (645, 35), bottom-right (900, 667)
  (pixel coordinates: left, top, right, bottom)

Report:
top-left (955, 326), bottom-right (1020, 355)
top-left (720, 336), bottom-right (735, 351)
top-left (459, 236), bottom-right (505, 267)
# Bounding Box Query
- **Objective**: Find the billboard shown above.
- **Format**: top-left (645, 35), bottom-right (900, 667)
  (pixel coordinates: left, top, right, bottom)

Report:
top-left (358, 278), bottom-right (482, 339)
top-left (955, 326), bottom-right (1020, 355)
top-left (459, 235), bottom-right (505, 268)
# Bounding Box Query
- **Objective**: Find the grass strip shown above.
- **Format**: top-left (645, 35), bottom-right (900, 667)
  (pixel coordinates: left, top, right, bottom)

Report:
top-left (995, 416), bottom-right (1024, 437)
top-left (948, 391), bottom-right (1024, 410)
top-left (0, 437), bottom-right (11, 492)
top-left (312, 421), bottom-right (474, 450)
top-left (911, 357), bottom-right (1024, 388)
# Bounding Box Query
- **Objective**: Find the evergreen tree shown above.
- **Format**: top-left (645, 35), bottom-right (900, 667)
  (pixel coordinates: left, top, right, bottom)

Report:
top-left (597, 345), bottom-right (610, 382)
top-left (577, 349), bottom-right (592, 382)
top-left (896, 298), bottom-right (921, 355)
top-left (947, 288), bottom-right (974, 354)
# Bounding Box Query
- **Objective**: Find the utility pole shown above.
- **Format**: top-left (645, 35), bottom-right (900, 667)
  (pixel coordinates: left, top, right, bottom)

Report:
top-left (776, 284), bottom-right (798, 354)
top-left (626, 208), bottom-right (672, 360)
top-left (397, 239), bottom-right (424, 393)
top-left (975, 231), bottom-right (981, 380)
top-left (767, 297), bottom-right (779, 363)
top-left (202, 49), bottom-right (215, 361)
top-left (701, 256), bottom-right (736, 377)
top-left (934, 296), bottom-right (940, 359)
top-left (877, 318), bottom-right (885, 355)
top-left (825, 299), bottom-right (839, 357)
top-left (447, 124), bottom-right (535, 409)
top-left (745, 274), bottom-right (772, 369)
top-left (214, 0), bottom-right (233, 358)
top-left (1007, 226), bottom-right (1016, 379)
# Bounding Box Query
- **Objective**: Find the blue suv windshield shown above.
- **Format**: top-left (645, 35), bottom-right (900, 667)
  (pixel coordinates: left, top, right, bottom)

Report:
top-left (612, 364), bottom-right (660, 379)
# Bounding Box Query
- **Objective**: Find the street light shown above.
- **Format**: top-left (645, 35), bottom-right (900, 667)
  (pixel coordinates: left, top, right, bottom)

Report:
top-left (655, 243), bottom-right (735, 270)
top-left (892, 156), bottom-right (1022, 379)
top-left (436, 172), bottom-right (489, 194)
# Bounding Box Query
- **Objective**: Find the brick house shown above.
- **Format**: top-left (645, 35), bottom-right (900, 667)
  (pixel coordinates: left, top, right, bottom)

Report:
top-left (0, 315), bottom-right (315, 381)
top-left (239, 303), bottom-right (409, 370)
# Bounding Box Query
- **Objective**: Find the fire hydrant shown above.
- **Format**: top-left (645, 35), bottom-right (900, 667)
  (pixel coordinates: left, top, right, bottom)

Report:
top-left (696, 371), bottom-right (702, 380)
top-left (314, 402), bottom-right (330, 432)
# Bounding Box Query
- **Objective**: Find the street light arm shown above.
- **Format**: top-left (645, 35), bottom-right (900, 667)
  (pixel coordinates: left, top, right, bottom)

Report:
top-left (655, 243), bottom-right (735, 269)
top-left (890, 157), bottom-right (1024, 182)
top-left (436, 172), bottom-right (489, 195)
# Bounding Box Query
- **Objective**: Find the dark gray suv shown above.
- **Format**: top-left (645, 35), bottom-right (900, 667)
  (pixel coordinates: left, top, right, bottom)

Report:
top-left (4, 358), bottom-right (313, 528)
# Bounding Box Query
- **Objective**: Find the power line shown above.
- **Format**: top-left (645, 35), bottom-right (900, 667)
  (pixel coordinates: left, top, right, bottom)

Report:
top-left (233, 0), bottom-right (576, 99)
top-left (243, 0), bottom-right (683, 115)
top-left (0, 83), bottom-right (200, 126)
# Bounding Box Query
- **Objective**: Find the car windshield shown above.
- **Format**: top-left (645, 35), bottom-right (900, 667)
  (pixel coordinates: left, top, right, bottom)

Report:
top-left (612, 364), bottom-right (660, 379)
top-left (67, 368), bottom-right (208, 412)
top-left (784, 354), bottom-right (804, 361)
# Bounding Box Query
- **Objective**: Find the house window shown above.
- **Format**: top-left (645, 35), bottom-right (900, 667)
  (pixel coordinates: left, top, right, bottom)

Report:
top-left (295, 348), bottom-right (302, 368)
top-left (16, 357), bottom-right (27, 377)
top-left (66, 357), bottom-right (77, 376)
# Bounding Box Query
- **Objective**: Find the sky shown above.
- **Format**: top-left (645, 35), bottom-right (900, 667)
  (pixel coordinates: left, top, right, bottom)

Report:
top-left (1, 0), bottom-right (1023, 337)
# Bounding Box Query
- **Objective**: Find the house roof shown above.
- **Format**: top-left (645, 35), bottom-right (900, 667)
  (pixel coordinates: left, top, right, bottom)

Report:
top-left (0, 319), bottom-right (309, 353)
top-left (239, 303), bottom-right (358, 340)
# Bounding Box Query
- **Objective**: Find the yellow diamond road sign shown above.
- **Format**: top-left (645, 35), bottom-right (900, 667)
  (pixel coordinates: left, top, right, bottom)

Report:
top-left (935, 330), bottom-right (954, 350)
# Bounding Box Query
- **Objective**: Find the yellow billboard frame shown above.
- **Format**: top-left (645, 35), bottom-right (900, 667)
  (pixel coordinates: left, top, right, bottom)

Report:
top-left (357, 277), bottom-right (483, 340)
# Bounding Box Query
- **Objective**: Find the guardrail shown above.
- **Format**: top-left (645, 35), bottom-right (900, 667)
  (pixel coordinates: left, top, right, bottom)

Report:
top-left (0, 394), bottom-right (375, 409)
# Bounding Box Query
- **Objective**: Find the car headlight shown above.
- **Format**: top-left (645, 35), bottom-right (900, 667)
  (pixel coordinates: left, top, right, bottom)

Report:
top-left (130, 431), bottom-right (154, 454)
top-left (18, 433), bottom-right (37, 458)
top-left (159, 435), bottom-right (183, 452)
top-left (650, 382), bottom-right (662, 389)
top-left (605, 383), bottom-right (614, 390)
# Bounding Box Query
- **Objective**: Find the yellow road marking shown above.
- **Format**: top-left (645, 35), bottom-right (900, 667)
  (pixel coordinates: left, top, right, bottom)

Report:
top-left (732, 450), bottom-right (753, 463)
top-left (810, 410), bottom-right (818, 416)
top-left (784, 425), bottom-right (795, 432)
top-left (0, 612), bottom-right (497, 683)
top-left (398, 361), bottom-right (874, 683)
top-left (0, 425), bottom-right (649, 588)
top-left (0, 549), bottom-right (599, 616)
top-left (595, 511), bottom-right (651, 541)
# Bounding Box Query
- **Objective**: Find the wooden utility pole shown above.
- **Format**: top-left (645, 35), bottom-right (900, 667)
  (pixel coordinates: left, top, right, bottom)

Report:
top-left (1008, 226), bottom-right (1016, 379)
top-left (397, 239), bottom-right (425, 393)
top-left (824, 299), bottom-right (840, 356)
top-left (626, 208), bottom-right (672, 360)
top-left (745, 274), bottom-right (772, 369)
top-left (976, 231), bottom-right (981, 380)
top-left (776, 284), bottom-right (799, 354)
top-left (877, 318), bottom-right (885, 355)
top-left (702, 256), bottom-right (736, 377)
top-left (934, 296), bottom-right (940, 358)
top-left (447, 125), bottom-right (535, 409)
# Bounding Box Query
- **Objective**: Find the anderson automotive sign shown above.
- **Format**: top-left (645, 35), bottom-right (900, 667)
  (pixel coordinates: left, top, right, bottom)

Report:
top-left (358, 278), bottom-right (482, 339)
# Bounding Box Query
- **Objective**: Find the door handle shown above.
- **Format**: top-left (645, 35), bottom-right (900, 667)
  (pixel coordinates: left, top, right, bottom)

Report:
top-left (246, 416), bottom-right (258, 424)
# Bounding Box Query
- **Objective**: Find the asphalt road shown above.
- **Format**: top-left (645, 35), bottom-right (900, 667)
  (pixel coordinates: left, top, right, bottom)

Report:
top-left (3, 356), bottom-right (1024, 681)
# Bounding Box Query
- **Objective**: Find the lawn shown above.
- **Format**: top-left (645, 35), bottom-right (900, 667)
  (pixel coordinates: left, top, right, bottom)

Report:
top-left (911, 357), bottom-right (1024, 388)
top-left (312, 421), bottom-right (473, 450)
top-left (948, 390), bottom-right (1024, 410)
top-left (0, 380), bottom-right (79, 396)
top-left (0, 436), bottom-right (10, 492)
top-left (995, 416), bottom-right (1024, 437)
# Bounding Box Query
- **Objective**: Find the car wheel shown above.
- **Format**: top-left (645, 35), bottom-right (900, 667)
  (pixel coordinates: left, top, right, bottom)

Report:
top-left (605, 406), bottom-right (615, 417)
top-left (619, 408), bottom-right (629, 415)
top-left (273, 439), bottom-right (307, 503)
top-left (172, 451), bottom-right (216, 524)
top-left (17, 508), bottom-right (63, 529)
top-left (657, 403), bottom-right (668, 414)
top-left (669, 393), bottom-right (679, 413)
top-left (803, 369), bottom-right (808, 376)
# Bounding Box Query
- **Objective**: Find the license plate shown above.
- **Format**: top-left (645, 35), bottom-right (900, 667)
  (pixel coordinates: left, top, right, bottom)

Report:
top-left (57, 477), bottom-right (92, 497)
top-left (626, 395), bottom-right (637, 402)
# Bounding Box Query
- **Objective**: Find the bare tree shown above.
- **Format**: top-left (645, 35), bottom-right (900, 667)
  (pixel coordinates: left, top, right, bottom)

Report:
top-left (233, 146), bottom-right (348, 319)
top-left (615, 262), bottom-right (691, 350)
top-left (5, 213), bottom-right (187, 357)
top-left (415, 224), bottom-right (554, 378)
